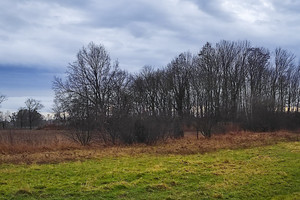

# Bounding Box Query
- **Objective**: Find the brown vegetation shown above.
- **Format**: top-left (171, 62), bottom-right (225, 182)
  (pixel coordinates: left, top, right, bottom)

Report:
top-left (0, 129), bottom-right (299, 165)
top-left (0, 129), bottom-right (77, 154)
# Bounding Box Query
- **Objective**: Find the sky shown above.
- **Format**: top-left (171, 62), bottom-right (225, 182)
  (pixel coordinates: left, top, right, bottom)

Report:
top-left (0, 0), bottom-right (300, 115)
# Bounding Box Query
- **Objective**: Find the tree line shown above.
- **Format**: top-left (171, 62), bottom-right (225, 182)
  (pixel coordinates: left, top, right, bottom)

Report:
top-left (0, 98), bottom-right (44, 130)
top-left (52, 40), bottom-right (300, 145)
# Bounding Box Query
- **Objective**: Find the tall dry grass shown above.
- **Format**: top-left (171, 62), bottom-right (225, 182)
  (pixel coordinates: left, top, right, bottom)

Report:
top-left (0, 129), bottom-right (299, 164)
top-left (0, 129), bottom-right (79, 154)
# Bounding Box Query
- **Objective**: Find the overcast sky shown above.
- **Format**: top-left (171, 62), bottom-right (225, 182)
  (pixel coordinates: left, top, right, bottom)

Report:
top-left (0, 0), bottom-right (300, 115)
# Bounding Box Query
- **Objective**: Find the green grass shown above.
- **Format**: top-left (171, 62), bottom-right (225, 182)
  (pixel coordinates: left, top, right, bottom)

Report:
top-left (0, 142), bottom-right (299, 200)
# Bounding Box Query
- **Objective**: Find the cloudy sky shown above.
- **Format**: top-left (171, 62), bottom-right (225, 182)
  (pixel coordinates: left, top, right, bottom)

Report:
top-left (0, 0), bottom-right (300, 115)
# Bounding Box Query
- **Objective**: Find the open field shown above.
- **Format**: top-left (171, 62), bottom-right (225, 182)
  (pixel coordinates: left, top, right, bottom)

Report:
top-left (0, 141), bottom-right (299, 199)
top-left (0, 130), bottom-right (299, 199)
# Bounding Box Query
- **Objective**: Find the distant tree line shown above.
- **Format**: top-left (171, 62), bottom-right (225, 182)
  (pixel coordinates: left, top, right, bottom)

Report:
top-left (53, 41), bottom-right (300, 145)
top-left (0, 98), bottom-right (44, 130)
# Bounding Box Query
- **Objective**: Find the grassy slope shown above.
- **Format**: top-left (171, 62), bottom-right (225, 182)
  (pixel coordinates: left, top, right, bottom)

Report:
top-left (0, 142), bottom-right (299, 200)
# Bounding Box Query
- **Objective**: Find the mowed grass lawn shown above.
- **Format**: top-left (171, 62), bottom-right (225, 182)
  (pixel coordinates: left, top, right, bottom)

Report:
top-left (0, 142), bottom-right (299, 200)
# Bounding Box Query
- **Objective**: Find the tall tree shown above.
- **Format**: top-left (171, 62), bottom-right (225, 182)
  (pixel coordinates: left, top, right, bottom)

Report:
top-left (272, 48), bottom-right (296, 112)
top-left (167, 52), bottom-right (193, 118)
top-left (246, 47), bottom-right (270, 120)
top-left (53, 42), bottom-right (126, 145)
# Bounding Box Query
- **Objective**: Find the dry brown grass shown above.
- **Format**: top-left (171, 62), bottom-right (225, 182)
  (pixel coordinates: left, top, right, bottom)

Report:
top-left (0, 129), bottom-right (299, 164)
top-left (0, 129), bottom-right (79, 153)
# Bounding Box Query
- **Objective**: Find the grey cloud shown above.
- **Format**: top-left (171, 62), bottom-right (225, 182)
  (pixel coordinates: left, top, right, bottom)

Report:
top-left (81, 1), bottom-right (172, 37)
top-left (0, 0), bottom-right (299, 71)
top-left (0, 13), bottom-right (27, 32)
top-left (186, 0), bottom-right (235, 22)
top-left (0, 1), bottom-right (28, 32)
top-left (271, 0), bottom-right (300, 26)
top-left (272, 0), bottom-right (300, 13)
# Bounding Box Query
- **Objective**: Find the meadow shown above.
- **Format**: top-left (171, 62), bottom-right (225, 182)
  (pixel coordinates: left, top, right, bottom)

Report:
top-left (0, 130), bottom-right (299, 199)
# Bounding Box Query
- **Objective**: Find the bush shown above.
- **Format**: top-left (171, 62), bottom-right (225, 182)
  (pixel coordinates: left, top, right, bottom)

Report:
top-left (134, 116), bottom-right (168, 144)
top-left (104, 115), bottom-right (170, 145)
top-left (104, 115), bottom-right (135, 145)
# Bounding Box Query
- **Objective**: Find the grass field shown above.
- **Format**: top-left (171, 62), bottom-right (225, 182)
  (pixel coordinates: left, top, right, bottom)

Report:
top-left (0, 133), bottom-right (299, 199)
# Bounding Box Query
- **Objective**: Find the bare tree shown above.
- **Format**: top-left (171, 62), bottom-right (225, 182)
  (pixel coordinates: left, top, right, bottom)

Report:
top-left (0, 94), bottom-right (6, 105)
top-left (167, 52), bottom-right (193, 119)
top-left (269, 48), bottom-right (296, 113)
top-left (191, 42), bottom-right (220, 137)
top-left (53, 42), bottom-right (123, 145)
top-left (246, 47), bottom-right (270, 118)
top-left (25, 98), bottom-right (44, 129)
top-left (166, 52), bottom-right (193, 137)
